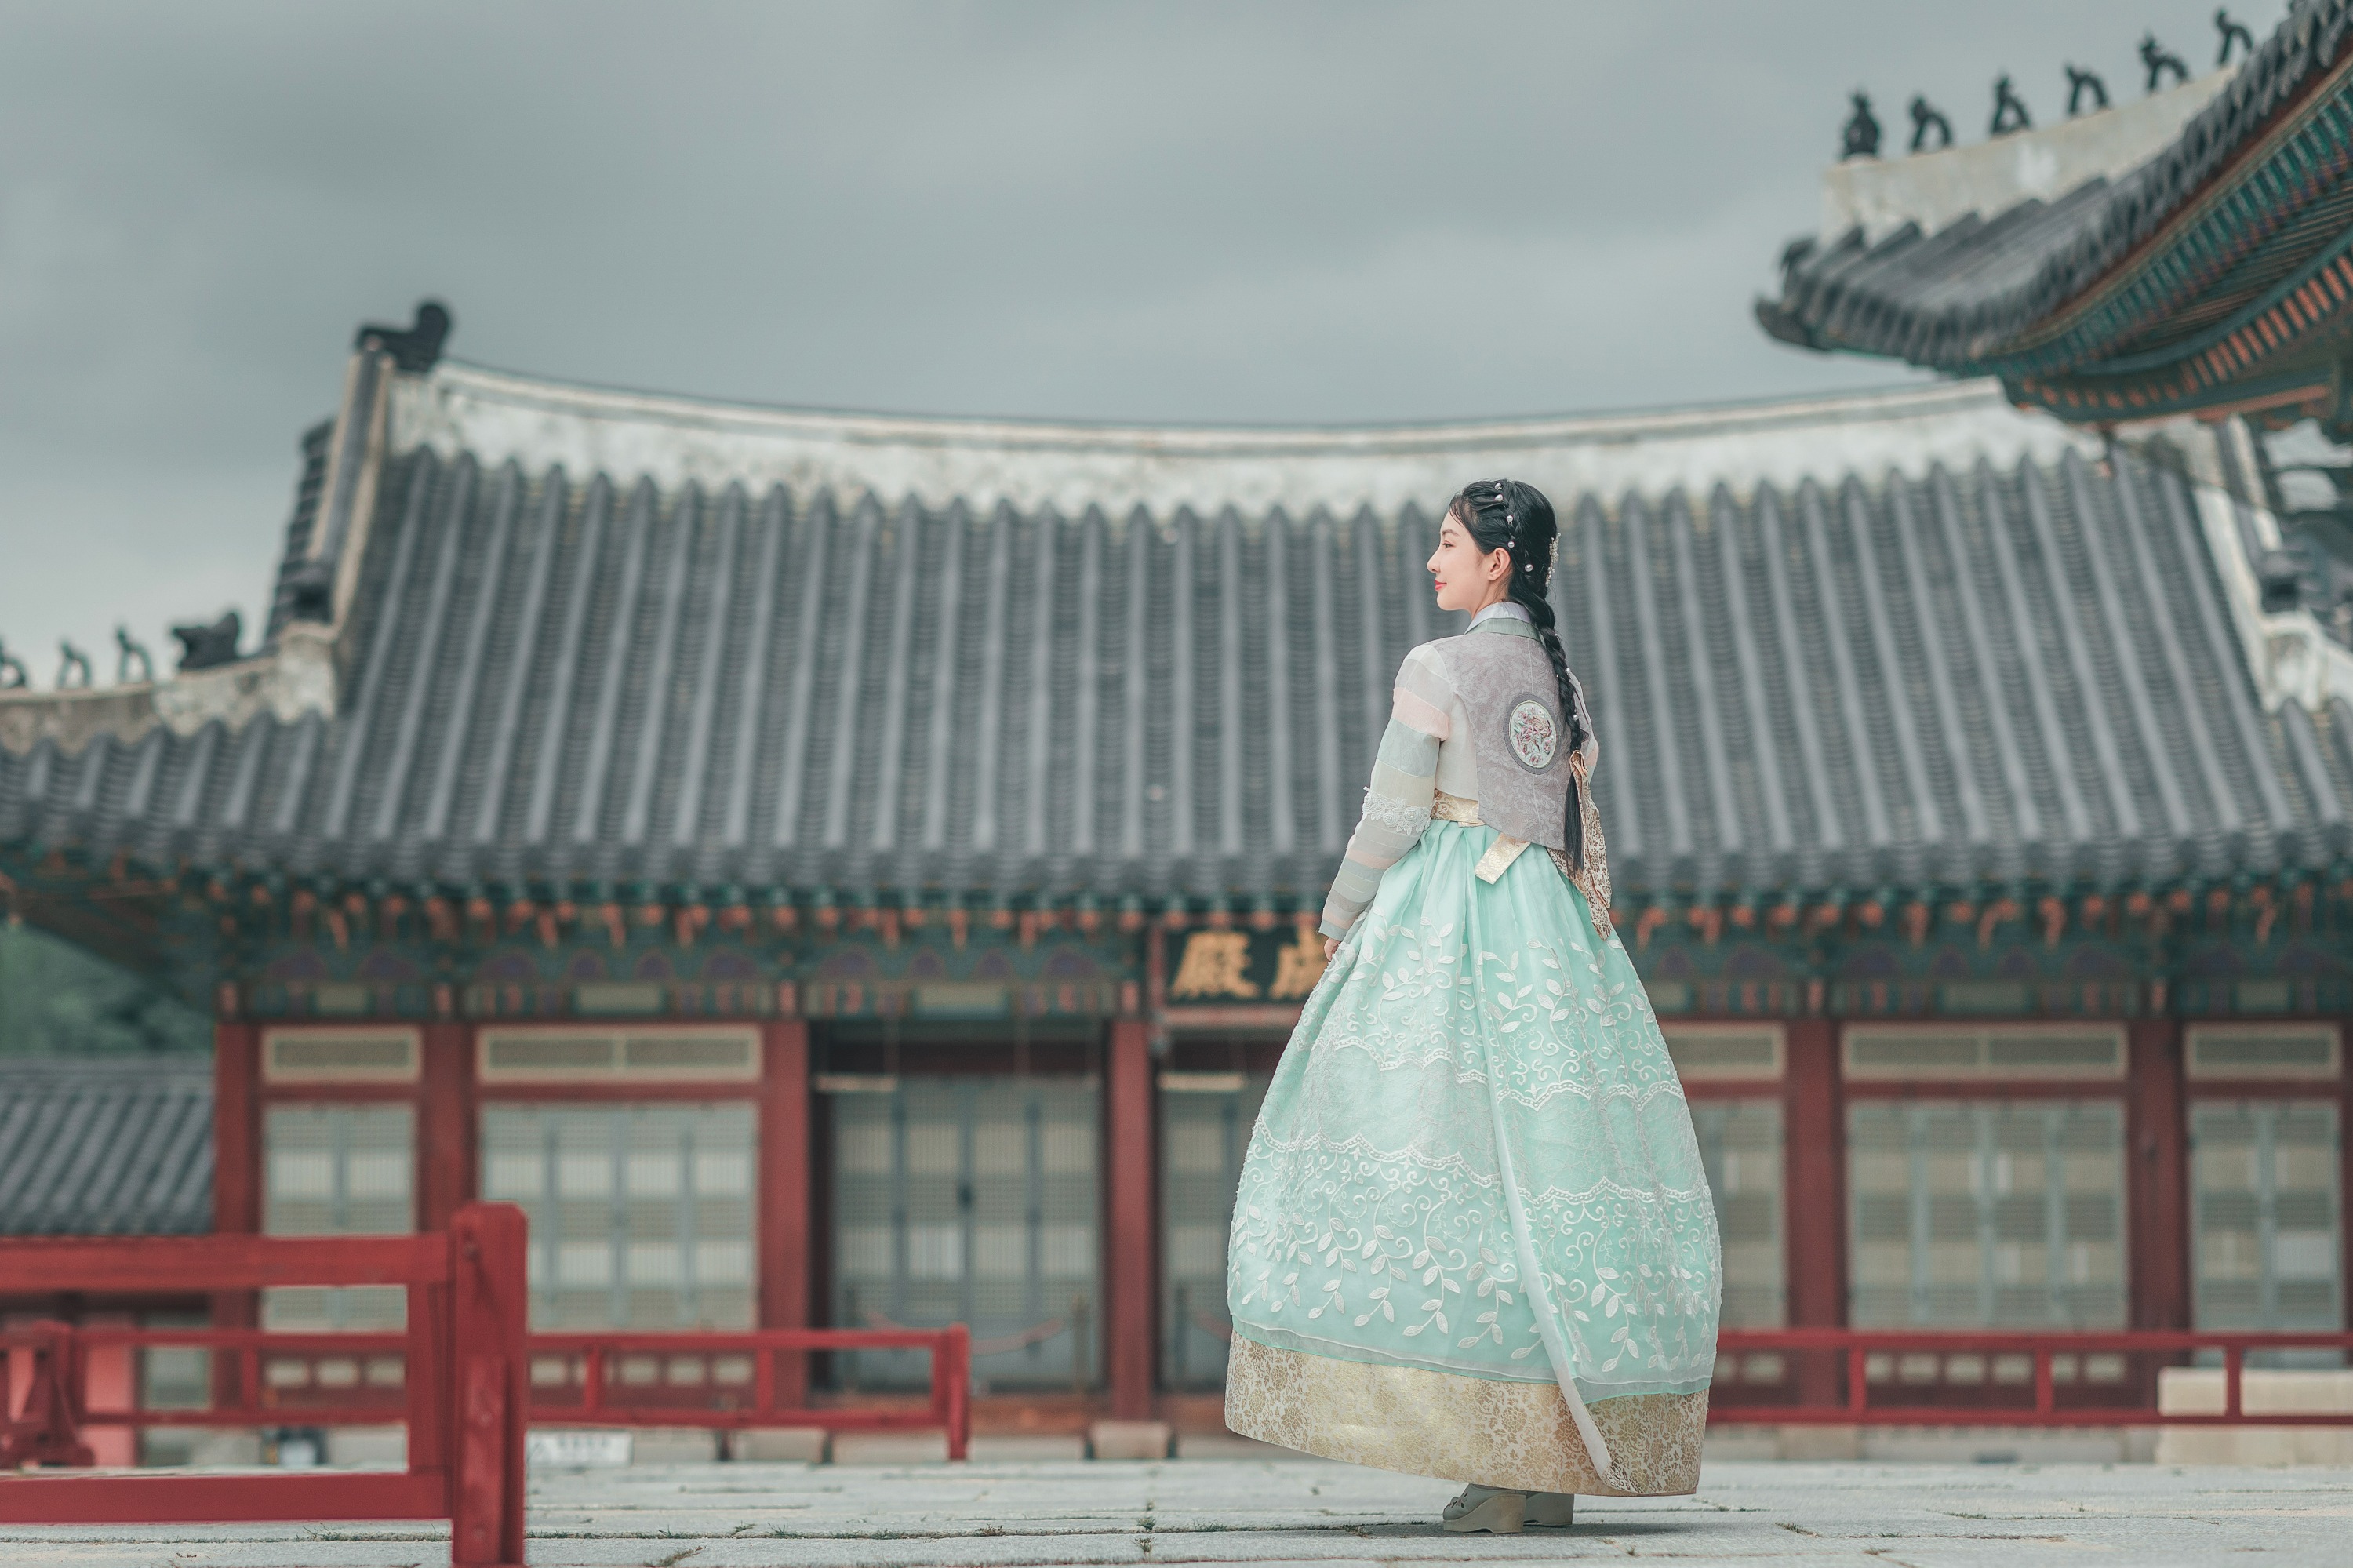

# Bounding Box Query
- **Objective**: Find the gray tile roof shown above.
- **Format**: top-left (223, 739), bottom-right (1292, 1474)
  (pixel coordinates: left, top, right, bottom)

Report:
top-left (0, 1057), bottom-right (213, 1236)
top-left (2, 370), bottom-right (2349, 908)
top-left (1759, 0), bottom-right (2353, 371)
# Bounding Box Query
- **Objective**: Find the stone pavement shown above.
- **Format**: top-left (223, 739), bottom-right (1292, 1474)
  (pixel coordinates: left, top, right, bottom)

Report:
top-left (5, 1456), bottom-right (2352, 1566)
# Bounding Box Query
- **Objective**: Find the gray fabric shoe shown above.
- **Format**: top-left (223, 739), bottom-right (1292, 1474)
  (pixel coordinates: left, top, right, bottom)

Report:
top-left (1523, 1492), bottom-right (1576, 1527)
top-left (1441, 1484), bottom-right (1527, 1533)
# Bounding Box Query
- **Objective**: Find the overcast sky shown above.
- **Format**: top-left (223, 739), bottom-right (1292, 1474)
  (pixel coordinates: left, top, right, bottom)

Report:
top-left (0, 1), bottom-right (2261, 684)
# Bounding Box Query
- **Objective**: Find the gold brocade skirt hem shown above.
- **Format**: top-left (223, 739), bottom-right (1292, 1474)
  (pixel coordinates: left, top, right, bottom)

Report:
top-left (1222, 1335), bottom-right (1707, 1497)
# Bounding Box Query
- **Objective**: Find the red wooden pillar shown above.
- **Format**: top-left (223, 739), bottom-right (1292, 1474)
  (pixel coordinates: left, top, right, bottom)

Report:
top-left (416, 1022), bottom-right (476, 1232)
top-left (2342, 1017), bottom-right (2353, 1333)
top-left (2126, 1018), bottom-right (2191, 1330)
top-left (211, 1017), bottom-right (261, 1405)
top-left (1104, 1018), bottom-right (1156, 1420)
top-left (213, 1018), bottom-right (262, 1237)
top-left (759, 1020), bottom-right (812, 1406)
top-left (1782, 1017), bottom-right (1844, 1404)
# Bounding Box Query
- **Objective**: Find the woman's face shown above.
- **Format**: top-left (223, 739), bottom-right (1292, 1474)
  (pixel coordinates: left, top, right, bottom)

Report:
top-left (1427, 511), bottom-right (1511, 614)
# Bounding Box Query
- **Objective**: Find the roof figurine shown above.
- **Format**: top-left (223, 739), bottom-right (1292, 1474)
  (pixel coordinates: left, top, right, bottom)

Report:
top-left (2217, 7), bottom-right (2257, 65)
top-left (2141, 31), bottom-right (2191, 92)
top-left (55, 642), bottom-right (91, 691)
top-left (1840, 90), bottom-right (1882, 158)
top-left (354, 299), bottom-right (452, 373)
top-left (168, 609), bottom-right (240, 671)
top-left (1989, 73), bottom-right (2032, 135)
top-left (0, 638), bottom-right (25, 690)
top-left (1907, 94), bottom-right (1953, 151)
top-left (2064, 64), bottom-right (2110, 117)
top-left (114, 626), bottom-right (151, 685)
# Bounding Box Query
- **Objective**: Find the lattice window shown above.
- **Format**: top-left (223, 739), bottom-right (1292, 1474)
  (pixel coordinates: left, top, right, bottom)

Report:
top-left (477, 1026), bottom-right (759, 1082)
top-left (2191, 1101), bottom-right (2343, 1333)
top-left (1843, 1024), bottom-right (2124, 1080)
top-left (827, 1075), bottom-right (1100, 1392)
top-left (1158, 1071), bottom-right (1271, 1389)
top-left (2186, 1025), bottom-right (2342, 1082)
top-left (262, 1028), bottom-right (420, 1084)
top-left (478, 1103), bottom-right (757, 1330)
top-left (1665, 1024), bottom-right (1784, 1081)
top-left (1848, 1100), bottom-right (2126, 1327)
top-left (262, 1104), bottom-right (415, 1330)
top-left (1689, 1100), bottom-right (1784, 1327)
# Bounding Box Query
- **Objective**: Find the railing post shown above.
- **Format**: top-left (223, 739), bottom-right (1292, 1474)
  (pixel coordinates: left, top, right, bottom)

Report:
top-left (2224, 1344), bottom-right (2243, 1421)
top-left (0, 1323), bottom-right (94, 1469)
top-left (1846, 1345), bottom-right (1868, 1417)
top-left (2033, 1348), bottom-right (2054, 1416)
top-left (943, 1325), bottom-right (971, 1461)
top-left (448, 1203), bottom-right (528, 1568)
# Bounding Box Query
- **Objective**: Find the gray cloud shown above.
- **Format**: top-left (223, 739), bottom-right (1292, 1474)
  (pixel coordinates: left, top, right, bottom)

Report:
top-left (0, 0), bottom-right (2246, 677)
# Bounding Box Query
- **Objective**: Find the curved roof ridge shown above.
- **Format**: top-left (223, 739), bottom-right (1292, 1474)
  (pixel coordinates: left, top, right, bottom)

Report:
top-left (394, 361), bottom-right (2094, 521)
top-left (421, 355), bottom-right (1999, 446)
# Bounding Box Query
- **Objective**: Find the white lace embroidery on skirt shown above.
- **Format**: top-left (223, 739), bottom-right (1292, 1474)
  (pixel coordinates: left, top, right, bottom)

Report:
top-left (1227, 817), bottom-right (1718, 1494)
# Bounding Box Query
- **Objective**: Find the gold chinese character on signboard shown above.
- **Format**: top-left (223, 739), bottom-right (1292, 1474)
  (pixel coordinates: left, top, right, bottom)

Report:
top-left (1267, 927), bottom-right (1327, 1000)
top-left (1169, 930), bottom-right (1258, 999)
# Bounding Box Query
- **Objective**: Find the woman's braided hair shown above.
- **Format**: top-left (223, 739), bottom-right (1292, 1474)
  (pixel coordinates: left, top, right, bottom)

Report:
top-left (1447, 478), bottom-right (1592, 871)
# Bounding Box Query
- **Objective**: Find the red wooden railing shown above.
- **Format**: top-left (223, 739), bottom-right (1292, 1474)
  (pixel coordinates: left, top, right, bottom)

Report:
top-left (528, 1328), bottom-right (971, 1456)
top-left (1709, 1328), bottom-right (2353, 1426)
top-left (0, 1206), bottom-right (527, 1567)
top-left (2, 1323), bottom-right (973, 1464)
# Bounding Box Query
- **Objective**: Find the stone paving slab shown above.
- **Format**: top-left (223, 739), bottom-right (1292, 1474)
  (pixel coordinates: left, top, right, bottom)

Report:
top-left (4, 1457), bottom-right (2351, 1566)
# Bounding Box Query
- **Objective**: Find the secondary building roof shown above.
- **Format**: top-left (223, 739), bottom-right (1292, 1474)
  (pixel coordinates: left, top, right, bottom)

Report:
top-left (1759, 1), bottom-right (2353, 424)
top-left (0, 1057), bottom-right (213, 1237)
top-left (5, 340), bottom-right (2351, 916)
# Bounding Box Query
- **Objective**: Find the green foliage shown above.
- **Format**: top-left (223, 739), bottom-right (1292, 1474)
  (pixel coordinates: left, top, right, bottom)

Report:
top-left (0, 919), bottom-right (209, 1057)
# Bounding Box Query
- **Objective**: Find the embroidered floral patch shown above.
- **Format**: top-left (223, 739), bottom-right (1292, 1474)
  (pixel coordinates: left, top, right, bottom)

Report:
top-left (1506, 697), bottom-right (1558, 771)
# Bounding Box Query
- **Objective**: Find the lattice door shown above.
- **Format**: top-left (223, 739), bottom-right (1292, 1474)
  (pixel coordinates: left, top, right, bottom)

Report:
top-left (828, 1075), bottom-right (1100, 1390)
top-left (478, 1102), bottom-right (756, 1329)
top-left (1159, 1075), bottom-right (1269, 1388)
top-left (2191, 1100), bottom-right (2343, 1335)
top-left (1848, 1100), bottom-right (2126, 1327)
top-left (1689, 1099), bottom-right (1786, 1328)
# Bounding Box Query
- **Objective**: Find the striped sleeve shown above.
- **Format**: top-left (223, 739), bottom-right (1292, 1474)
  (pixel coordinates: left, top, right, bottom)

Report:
top-left (1319, 646), bottom-right (1449, 940)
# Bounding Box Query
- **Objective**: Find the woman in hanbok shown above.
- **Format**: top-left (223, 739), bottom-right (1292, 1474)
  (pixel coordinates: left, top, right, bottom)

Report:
top-left (1225, 479), bottom-right (1720, 1532)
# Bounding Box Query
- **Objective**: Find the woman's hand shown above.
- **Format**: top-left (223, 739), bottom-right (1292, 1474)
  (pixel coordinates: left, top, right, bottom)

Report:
top-left (1323, 936), bottom-right (1340, 960)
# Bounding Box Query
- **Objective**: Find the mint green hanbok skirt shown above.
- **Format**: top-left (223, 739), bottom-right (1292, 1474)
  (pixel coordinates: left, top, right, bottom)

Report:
top-left (1224, 818), bottom-right (1721, 1495)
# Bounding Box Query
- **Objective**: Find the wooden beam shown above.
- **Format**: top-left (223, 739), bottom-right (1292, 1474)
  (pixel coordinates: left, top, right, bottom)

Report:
top-left (0, 1233), bottom-right (452, 1293)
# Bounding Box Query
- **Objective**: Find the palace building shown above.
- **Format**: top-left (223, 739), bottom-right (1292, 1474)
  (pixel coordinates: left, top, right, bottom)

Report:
top-left (5, 336), bottom-right (2348, 1432)
top-left (6, 1), bottom-right (2353, 1440)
